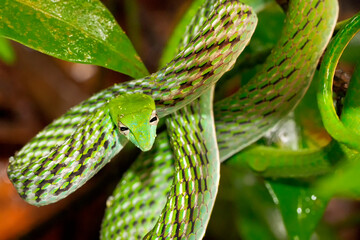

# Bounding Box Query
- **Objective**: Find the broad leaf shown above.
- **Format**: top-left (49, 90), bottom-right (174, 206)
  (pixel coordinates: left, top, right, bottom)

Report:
top-left (266, 180), bottom-right (330, 240)
top-left (0, 0), bottom-right (148, 78)
top-left (0, 37), bottom-right (15, 64)
top-left (210, 166), bottom-right (286, 240)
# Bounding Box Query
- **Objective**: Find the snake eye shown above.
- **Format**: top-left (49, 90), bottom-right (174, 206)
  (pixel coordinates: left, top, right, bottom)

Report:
top-left (149, 110), bottom-right (159, 125)
top-left (118, 123), bottom-right (129, 135)
top-left (150, 116), bottom-right (158, 123)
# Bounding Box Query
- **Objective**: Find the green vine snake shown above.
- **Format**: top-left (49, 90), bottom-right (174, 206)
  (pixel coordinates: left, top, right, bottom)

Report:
top-left (8, 0), bottom-right (256, 207)
top-left (6, 0), bottom-right (348, 239)
top-left (101, 0), bottom-right (340, 238)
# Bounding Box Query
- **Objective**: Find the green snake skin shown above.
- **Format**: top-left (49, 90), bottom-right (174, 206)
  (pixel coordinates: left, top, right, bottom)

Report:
top-left (214, 0), bottom-right (338, 160)
top-left (101, 1), bottom-right (256, 239)
top-left (102, 86), bottom-right (219, 239)
top-left (318, 11), bottom-right (360, 151)
top-left (100, 0), bottom-right (338, 238)
top-left (7, 0), bottom-right (342, 238)
top-left (101, 132), bottom-right (174, 239)
top-left (146, 87), bottom-right (218, 239)
top-left (7, 0), bottom-right (256, 206)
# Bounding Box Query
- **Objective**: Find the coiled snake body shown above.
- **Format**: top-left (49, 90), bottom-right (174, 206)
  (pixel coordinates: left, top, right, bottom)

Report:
top-left (7, 0), bottom-right (339, 239)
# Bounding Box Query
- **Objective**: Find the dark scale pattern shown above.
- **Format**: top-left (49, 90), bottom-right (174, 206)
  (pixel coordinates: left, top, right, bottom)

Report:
top-left (177, 0), bottom-right (217, 54)
top-left (100, 0), bottom-right (339, 238)
top-left (126, 0), bottom-right (256, 116)
top-left (8, 0), bottom-right (256, 206)
top-left (102, 91), bottom-right (219, 239)
top-left (8, 109), bottom-right (127, 206)
top-left (101, 133), bottom-right (174, 239)
top-left (100, 0), bottom-right (254, 238)
top-left (214, 0), bottom-right (339, 161)
top-left (145, 87), bottom-right (219, 239)
top-left (100, 1), bottom-right (256, 238)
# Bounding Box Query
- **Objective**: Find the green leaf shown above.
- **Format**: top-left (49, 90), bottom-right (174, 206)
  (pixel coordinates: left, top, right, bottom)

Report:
top-left (314, 144), bottom-right (360, 198)
top-left (236, 175), bottom-right (285, 240)
top-left (0, 36), bottom-right (15, 64)
top-left (159, 0), bottom-right (206, 67)
top-left (217, 165), bottom-right (287, 240)
top-left (124, 0), bottom-right (142, 51)
top-left (266, 180), bottom-right (330, 240)
top-left (0, 0), bottom-right (148, 78)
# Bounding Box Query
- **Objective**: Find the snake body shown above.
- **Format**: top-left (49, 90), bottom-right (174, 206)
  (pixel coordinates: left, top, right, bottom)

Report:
top-left (145, 87), bottom-right (219, 239)
top-left (8, 0), bottom-right (256, 206)
top-left (7, 0), bottom-right (342, 239)
top-left (101, 1), bottom-right (338, 239)
top-left (101, 0), bottom-right (338, 239)
top-left (215, 0), bottom-right (338, 160)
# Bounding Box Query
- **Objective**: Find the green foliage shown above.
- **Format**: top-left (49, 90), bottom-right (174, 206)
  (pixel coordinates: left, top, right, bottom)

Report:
top-left (160, 0), bottom-right (206, 67)
top-left (266, 180), bottom-right (329, 240)
top-left (2, 0), bottom-right (360, 239)
top-left (316, 66), bottom-right (360, 198)
top-left (0, 37), bottom-right (15, 64)
top-left (341, 24), bottom-right (360, 64)
top-left (0, 0), bottom-right (148, 78)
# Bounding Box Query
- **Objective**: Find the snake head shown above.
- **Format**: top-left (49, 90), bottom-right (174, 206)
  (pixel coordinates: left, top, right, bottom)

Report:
top-left (108, 93), bottom-right (159, 151)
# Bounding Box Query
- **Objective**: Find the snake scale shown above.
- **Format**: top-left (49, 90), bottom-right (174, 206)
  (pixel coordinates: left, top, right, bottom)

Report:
top-left (6, 0), bottom-right (340, 239)
top-left (8, 0), bottom-right (256, 205)
top-left (102, 0), bottom-right (337, 238)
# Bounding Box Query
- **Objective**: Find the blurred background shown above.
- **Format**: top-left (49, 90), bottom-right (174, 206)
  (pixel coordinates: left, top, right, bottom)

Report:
top-left (1, 0), bottom-right (360, 239)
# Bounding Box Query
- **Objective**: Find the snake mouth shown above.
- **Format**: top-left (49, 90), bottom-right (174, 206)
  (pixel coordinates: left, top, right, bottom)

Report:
top-left (134, 135), bottom-right (154, 152)
top-left (139, 145), bottom-right (152, 152)
top-left (136, 140), bottom-right (152, 151)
